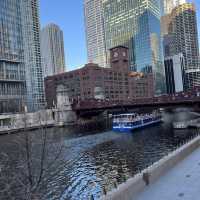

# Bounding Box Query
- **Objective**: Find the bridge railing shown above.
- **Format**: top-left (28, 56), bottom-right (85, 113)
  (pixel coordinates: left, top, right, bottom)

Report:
top-left (73, 90), bottom-right (200, 110)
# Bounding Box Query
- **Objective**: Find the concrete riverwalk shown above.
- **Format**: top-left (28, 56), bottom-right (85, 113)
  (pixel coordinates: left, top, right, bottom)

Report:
top-left (102, 135), bottom-right (200, 200)
top-left (135, 146), bottom-right (200, 200)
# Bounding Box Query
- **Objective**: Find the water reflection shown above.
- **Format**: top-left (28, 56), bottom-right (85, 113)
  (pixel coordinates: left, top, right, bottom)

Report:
top-left (0, 108), bottom-right (199, 200)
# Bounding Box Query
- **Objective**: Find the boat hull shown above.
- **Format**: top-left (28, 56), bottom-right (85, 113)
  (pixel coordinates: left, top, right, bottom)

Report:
top-left (112, 119), bottom-right (162, 132)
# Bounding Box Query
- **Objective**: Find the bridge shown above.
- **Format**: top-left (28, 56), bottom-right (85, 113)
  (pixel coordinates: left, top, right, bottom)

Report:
top-left (73, 88), bottom-right (200, 116)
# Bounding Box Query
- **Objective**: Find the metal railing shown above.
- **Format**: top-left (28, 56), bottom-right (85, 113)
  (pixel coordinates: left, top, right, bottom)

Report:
top-left (89, 130), bottom-right (200, 199)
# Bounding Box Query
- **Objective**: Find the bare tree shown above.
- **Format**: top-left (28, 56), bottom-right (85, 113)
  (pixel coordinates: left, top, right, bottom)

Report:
top-left (0, 110), bottom-right (67, 200)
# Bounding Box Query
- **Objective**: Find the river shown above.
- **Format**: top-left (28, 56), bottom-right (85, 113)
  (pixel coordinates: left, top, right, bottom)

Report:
top-left (0, 107), bottom-right (199, 200)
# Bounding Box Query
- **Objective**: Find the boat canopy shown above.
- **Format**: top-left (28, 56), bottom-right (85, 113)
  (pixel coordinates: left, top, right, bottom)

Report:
top-left (113, 113), bottom-right (136, 118)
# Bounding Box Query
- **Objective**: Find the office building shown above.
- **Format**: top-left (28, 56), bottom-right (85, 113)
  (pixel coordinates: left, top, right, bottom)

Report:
top-left (163, 0), bottom-right (186, 14)
top-left (84, 0), bottom-right (107, 67)
top-left (163, 3), bottom-right (200, 89)
top-left (164, 54), bottom-right (185, 94)
top-left (163, 34), bottom-right (176, 57)
top-left (0, 0), bottom-right (44, 113)
top-left (21, 0), bottom-right (44, 111)
top-left (102, 0), bottom-right (166, 95)
top-left (0, 0), bottom-right (26, 113)
top-left (45, 46), bottom-right (154, 108)
top-left (41, 23), bottom-right (66, 77)
top-left (129, 72), bottom-right (154, 99)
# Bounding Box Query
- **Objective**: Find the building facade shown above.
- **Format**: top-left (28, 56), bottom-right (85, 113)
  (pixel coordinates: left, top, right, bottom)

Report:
top-left (45, 47), bottom-right (154, 108)
top-left (84, 0), bottom-right (107, 68)
top-left (102, 0), bottom-right (166, 95)
top-left (0, 0), bottom-right (44, 113)
top-left (164, 54), bottom-right (184, 94)
top-left (0, 0), bottom-right (26, 113)
top-left (41, 23), bottom-right (66, 77)
top-left (128, 72), bottom-right (154, 100)
top-left (21, 0), bottom-right (44, 111)
top-left (163, 0), bottom-right (186, 15)
top-left (162, 3), bottom-right (200, 90)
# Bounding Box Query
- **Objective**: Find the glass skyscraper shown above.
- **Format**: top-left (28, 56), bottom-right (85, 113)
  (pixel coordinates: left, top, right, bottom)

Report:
top-left (0, 0), bottom-right (26, 113)
top-left (0, 0), bottom-right (44, 113)
top-left (162, 3), bottom-right (200, 90)
top-left (173, 4), bottom-right (199, 89)
top-left (21, 0), bottom-right (44, 111)
top-left (103, 0), bottom-right (166, 95)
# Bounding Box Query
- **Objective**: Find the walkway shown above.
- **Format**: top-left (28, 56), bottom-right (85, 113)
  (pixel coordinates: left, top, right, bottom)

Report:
top-left (135, 148), bottom-right (200, 200)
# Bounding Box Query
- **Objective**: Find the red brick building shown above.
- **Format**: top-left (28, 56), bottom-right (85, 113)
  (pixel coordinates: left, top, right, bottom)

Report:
top-left (45, 46), bottom-right (154, 108)
top-left (128, 72), bottom-right (154, 99)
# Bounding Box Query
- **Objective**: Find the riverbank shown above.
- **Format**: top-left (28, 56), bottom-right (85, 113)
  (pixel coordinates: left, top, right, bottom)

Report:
top-left (135, 140), bottom-right (200, 200)
top-left (0, 116), bottom-right (112, 136)
top-left (0, 123), bottom-right (55, 135)
top-left (0, 109), bottom-right (198, 199)
top-left (101, 134), bottom-right (200, 200)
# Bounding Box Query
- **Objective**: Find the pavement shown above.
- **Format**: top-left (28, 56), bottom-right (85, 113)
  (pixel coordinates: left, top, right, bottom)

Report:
top-left (135, 148), bottom-right (200, 200)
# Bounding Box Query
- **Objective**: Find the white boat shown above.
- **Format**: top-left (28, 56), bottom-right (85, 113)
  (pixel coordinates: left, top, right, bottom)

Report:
top-left (112, 111), bottom-right (162, 132)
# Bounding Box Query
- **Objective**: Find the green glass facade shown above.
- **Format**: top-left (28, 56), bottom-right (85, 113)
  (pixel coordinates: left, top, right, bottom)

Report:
top-left (103, 0), bottom-right (166, 95)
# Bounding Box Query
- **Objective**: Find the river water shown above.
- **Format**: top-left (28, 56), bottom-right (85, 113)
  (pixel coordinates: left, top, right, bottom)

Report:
top-left (0, 108), bottom-right (199, 200)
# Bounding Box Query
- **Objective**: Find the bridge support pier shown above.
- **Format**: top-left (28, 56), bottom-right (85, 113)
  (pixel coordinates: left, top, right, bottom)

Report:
top-left (54, 109), bottom-right (77, 126)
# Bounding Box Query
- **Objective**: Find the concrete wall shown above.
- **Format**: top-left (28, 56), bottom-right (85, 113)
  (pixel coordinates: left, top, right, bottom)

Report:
top-left (54, 110), bottom-right (77, 125)
top-left (12, 110), bottom-right (54, 128)
top-left (0, 109), bottom-right (77, 133)
top-left (0, 110), bottom-right (55, 132)
top-left (102, 135), bottom-right (200, 200)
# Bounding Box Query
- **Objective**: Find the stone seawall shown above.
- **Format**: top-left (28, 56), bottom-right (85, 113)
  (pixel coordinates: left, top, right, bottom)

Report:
top-left (101, 135), bottom-right (200, 200)
top-left (0, 109), bottom-right (78, 135)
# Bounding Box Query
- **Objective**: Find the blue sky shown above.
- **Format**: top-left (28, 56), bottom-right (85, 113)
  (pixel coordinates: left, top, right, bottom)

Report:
top-left (40, 0), bottom-right (200, 71)
top-left (40, 0), bottom-right (87, 70)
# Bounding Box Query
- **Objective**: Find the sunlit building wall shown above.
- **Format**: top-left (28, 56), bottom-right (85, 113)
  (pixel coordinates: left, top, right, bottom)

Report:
top-left (163, 3), bottom-right (200, 89)
top-left (163, 0), bottom-right (186, 14)
top-left (41, 23), bottom-right (66, 77)
top-left (84, 0), bottom-right (108, 68)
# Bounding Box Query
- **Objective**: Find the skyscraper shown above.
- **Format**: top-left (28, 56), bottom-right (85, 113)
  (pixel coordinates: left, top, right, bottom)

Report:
top-left (163, 3), bottom-right (200, 89)
top-left (41, 23), bottom-right (66, 77)
top-left (102, 0), bottom-right (166, 95)
top-left (163, 0), bottom-right (186, 14)
top-left (0, 0), bottom-right (26, 113)
top-left (0, 0), bottom-right (44, 113)
top-left (164, 53), bottom-right (185, 94)
top-left (21, 0), bottom-right (44, 111)
top-left (84, 0), bottom-right (107, 67)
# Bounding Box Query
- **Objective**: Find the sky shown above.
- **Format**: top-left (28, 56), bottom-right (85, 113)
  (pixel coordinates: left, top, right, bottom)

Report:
top-left (40, 0), bottom-right (200, 71)
top-left (40, 0), bottom-right (87, 71)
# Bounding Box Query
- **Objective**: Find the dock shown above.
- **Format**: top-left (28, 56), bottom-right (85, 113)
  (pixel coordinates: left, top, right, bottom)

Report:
top-left (173, 118), bottom-right (200, 129)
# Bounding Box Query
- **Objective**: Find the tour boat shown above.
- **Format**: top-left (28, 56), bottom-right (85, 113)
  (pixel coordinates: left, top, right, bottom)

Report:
top-left (112, 111), bottom-right (162, 132)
